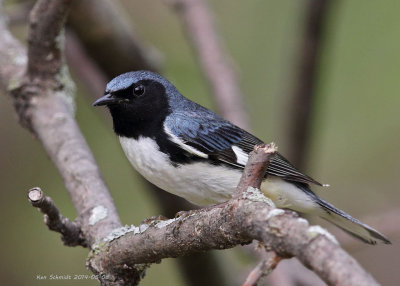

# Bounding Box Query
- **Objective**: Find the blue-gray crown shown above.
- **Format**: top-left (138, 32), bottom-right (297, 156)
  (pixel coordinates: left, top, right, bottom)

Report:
top-left (105, 71), bottom-right (174, 93)
top-left (105, 70), bottom-right (191, 109)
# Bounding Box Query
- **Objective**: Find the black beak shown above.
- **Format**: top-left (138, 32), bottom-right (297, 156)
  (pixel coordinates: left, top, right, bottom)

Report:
top-left (93, 93), bottom-right (118, 106)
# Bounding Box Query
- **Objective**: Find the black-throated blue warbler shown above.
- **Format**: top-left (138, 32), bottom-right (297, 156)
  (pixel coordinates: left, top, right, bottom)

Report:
top-left (93, 70), bottom-right (390, 245)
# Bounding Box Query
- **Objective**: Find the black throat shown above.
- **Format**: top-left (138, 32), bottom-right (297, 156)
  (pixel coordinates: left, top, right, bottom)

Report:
top-left (107, 79), bottom-right (171, 139)
top-left (109, 104), bottom-right (169, 139)
top-left (108, 92), bottom-right (204, 165)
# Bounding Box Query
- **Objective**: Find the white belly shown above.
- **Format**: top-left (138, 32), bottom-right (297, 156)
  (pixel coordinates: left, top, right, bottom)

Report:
top-left (119, 136), bottom-right (318, 211)
top-left (119, 136), bottom-right (240, 205)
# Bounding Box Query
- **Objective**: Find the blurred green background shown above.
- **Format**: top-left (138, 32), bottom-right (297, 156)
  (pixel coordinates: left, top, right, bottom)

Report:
top-left (1, 0), bottom-right (399, 285)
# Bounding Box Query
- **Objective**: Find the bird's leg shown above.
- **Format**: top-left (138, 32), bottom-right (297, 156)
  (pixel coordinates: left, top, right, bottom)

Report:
top-left (174, 201), bottom-right (229, 219)
top-left (140, 215), bottom-right (169, 226)
top-left (174, 209), bottom-right (198, 219)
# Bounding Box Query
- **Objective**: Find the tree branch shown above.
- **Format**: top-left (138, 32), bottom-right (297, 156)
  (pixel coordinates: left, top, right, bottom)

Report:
top-left (65, 30), bottom-right (109, 97)
top-left (0, 1), bottom-right (145, 284)
top-left (28, 187), bottom-right (86, 247)
top-left (12, 0), bottom-right (122, 245)
top-left (64, 4), bottom-right (232, 284)
top-left (0, 5), bottom-right (26, 90)
top-left (286, 0), bottom-right (331, 168)
top-left (243, 251), bottom-right (282, 286)
top-left (268, 2), bottom-right (332, 284)
top-left (235, 143), bottom-right (277, 193)
top-left (0, 2), bottom-right (383, 285)
top-left (267, 258), bottom-right (325, 286)
top-left (88, 145), bottom-right (379, 286)
top-left (26, 0), bottom-right (71, 78)
top-left (68, 0), bottom-right (161, 78)
top-left (64, 11), bottom-right (230, 286)
top-left (170, 0), bottom-right (249, 129)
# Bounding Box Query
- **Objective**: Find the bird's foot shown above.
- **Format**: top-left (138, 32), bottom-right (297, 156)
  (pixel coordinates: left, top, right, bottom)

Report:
top-left (174, 209), bottom-right (198, 219)
top-left (140, 215), bottom-right (169, 226)
top-left (172, 209), bottom-right (199, 236)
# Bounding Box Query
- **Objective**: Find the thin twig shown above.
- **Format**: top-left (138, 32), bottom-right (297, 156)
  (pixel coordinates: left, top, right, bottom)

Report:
top-left (243, 251), bottom-right (282, 286)
top-left (267, 258), bottom-right (325, 286)
top-left (235, 143), bottom-right (278, 194)
top-left (65, 30), bottom-right (108, 97)
top-left (68, 0), bottom-right (161, 77)
top-left (28, 187), bottom-right (86, 247)
top-left (286, 0), bottom-right (331, 168)
top-left (170, 0), bottom-right (249, 129)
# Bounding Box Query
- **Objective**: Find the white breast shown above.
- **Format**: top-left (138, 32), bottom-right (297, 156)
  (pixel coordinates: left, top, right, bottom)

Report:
top-left (119, 136), bottom-right (242, 205)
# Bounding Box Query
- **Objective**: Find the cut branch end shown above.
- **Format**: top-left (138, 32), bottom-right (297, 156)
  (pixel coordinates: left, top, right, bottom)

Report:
top-left (28, 187), bottom-right (44, 204)
top-left (27, 187), bottom-right (87, 247)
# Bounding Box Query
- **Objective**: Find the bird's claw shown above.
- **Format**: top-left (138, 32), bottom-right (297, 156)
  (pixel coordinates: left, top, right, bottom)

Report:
top-left (140, 215), bottom-right (169, 226)
top-left (172, 209), bottom-right (198, 236)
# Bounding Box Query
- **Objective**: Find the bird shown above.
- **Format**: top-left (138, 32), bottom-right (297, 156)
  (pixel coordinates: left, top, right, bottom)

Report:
top-left (93, 70), bottom-right (390, 245)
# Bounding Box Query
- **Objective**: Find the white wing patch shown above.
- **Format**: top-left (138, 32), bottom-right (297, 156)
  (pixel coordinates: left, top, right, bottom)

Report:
top-left (163, 126), bottom-right (208, 158)
top-left (232, 145), bottom-right (248, 165)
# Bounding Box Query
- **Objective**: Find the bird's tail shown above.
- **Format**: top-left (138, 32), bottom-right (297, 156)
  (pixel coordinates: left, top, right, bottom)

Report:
top-left (315, 195), bottom-right (391, 245)
top-left (294, 184), bottom-right (391, 245)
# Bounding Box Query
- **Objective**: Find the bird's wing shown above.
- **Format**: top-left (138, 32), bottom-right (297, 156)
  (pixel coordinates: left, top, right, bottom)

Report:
top-left (164, 110), bottom-right (323, 186)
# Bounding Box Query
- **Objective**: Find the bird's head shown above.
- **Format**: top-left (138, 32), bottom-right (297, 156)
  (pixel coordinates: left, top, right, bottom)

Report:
top-left (93, 71), bottom-right (182, 136)
top-left (93, 70), bottom-right (177, 110)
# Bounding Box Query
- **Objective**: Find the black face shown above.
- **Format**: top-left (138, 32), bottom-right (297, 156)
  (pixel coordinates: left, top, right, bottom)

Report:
top-left (97, 79), bottom-right (171, 138)
top-left (94, 74), bottom-right (212, 165)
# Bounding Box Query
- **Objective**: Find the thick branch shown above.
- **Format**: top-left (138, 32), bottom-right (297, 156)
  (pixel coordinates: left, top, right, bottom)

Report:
top-left (26, 0), bottom-right (71, 78)
top-left (0, 7), bottom-right (26, 90)
top-left (88, 146), bottom-right (379, 286)
top-left (89, 190), bottom-right (378, 286)
top-left (171, 0), bottom-right (249, 128)
top-left (0, 1), bottom-right (145, 284)
top-left (17, 0), bottom-right (122, 246)
top-left (28, 187), bottom-right (86, 247)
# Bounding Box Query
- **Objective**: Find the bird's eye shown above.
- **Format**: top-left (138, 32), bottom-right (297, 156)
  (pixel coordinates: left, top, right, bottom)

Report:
top-left (133, 84), bottom-right (145, 97)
